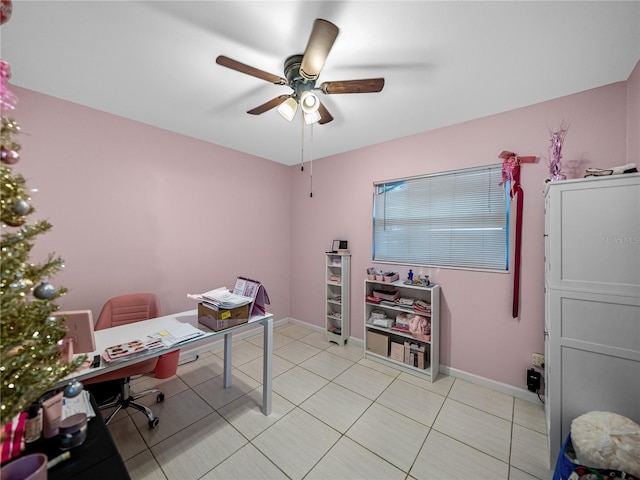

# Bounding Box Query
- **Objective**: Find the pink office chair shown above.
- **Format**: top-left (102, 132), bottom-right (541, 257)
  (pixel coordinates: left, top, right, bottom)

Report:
top-left (84, 293), bottom-right (178, 428)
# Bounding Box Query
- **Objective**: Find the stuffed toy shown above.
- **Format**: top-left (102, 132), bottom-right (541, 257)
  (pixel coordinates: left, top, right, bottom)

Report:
top-left (408, 314), bottom-right (430, 335)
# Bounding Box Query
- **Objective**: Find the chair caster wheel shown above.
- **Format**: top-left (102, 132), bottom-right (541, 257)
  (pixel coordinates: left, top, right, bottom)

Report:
top-left (157, 393), bottom-right (165, 403)
top-left (149, 417), bottom-right (159, 428)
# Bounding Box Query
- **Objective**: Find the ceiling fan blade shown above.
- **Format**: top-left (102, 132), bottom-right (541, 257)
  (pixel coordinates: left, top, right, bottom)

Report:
top-left (317, 101), bottom-right (334, 124)
top-left (247, 95), bottom-right (289, 115)
top-left (216, 55), bottom-right (287, 85)
top-left (320, 78), bottom-right (385, 94)
top-left (300, 19), bottom-right (339, 80)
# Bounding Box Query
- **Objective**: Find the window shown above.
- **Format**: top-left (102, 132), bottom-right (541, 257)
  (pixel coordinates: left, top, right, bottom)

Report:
top-left (373, 164), bottom-right (509, 270)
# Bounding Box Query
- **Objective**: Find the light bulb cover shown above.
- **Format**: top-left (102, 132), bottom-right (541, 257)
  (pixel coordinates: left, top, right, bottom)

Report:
top-left (304, 110), bottom-right (321, 125)
top-left (300, 91), bottom-right (319, 114)
top-left (277, 97), bottom-right (298, 121)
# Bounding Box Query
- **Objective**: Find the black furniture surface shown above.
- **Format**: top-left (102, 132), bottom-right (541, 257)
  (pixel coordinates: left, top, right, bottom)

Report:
top-left (24, 394), bottom-right (129, 480)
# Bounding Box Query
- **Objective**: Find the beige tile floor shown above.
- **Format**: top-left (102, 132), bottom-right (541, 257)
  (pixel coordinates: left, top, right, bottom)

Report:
top-left (105, 322), bottom-right (553, 480)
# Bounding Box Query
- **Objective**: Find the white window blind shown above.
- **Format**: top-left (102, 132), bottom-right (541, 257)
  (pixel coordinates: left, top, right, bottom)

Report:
top-left (373, 165), bottom-right (509, 270)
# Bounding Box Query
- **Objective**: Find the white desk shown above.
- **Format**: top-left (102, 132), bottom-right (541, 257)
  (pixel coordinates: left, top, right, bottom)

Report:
top-left (57, 309), bottom-right (274, 415)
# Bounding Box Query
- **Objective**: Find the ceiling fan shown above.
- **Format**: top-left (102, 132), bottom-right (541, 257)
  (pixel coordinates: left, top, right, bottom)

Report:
top-left (216, 18), bottom-right (385, 125)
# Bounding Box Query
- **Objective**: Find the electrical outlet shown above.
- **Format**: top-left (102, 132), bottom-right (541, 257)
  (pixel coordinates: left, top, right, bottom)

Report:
top-left (531, 353), bottom-right (545, 368)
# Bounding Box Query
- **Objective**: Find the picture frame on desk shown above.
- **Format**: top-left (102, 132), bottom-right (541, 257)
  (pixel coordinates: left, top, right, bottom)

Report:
top-left (329, 240), bottom-right (347, 253)
top-left (51, 310), bottom-right (96, 363)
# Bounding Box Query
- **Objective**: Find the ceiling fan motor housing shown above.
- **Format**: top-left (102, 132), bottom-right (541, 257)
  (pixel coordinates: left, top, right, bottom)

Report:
top-left (284, 54), bottom-right (316, 99)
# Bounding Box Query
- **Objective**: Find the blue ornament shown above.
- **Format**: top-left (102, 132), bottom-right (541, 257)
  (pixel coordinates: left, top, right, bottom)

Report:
top-left (34, 280), bottom-right (56, 299)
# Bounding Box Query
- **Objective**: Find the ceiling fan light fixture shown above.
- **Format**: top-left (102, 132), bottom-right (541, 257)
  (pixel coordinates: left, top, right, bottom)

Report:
top-left (277, 97), bottom-right (298, 121)
top-left (216, 19), bottom-right (382, 126)
top-left (304, 109), bottom-right (321, 125)
top-left (300, 91), bottom-right (320, 114)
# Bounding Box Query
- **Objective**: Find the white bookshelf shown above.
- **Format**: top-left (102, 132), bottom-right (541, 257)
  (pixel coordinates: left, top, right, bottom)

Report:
top-left (364, 279), bottom-right (440, 382)
top-left (325, 253), bottom-right (350, 345)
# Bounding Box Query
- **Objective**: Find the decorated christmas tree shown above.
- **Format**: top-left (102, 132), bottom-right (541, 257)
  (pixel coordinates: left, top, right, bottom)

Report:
top-left (1, 29), bottom-right (84, 425)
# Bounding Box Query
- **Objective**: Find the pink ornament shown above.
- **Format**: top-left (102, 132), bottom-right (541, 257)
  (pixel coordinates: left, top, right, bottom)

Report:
top-left (1, 59), bottom-right (18, 111)
top-left (1, 147), bottom-right (20, 164)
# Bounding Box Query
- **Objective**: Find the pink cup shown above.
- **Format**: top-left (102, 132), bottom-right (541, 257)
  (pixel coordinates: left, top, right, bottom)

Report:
top-left (0, 453), bottom-right (48, 480)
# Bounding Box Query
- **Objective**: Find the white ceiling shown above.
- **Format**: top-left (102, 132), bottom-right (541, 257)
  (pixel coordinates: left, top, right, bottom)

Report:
top-left (2, 1), bottom-right (639, 166)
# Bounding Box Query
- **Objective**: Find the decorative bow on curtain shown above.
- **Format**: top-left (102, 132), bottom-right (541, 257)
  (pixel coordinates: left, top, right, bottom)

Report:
top-left (499, 151), bottom-right (536, 318)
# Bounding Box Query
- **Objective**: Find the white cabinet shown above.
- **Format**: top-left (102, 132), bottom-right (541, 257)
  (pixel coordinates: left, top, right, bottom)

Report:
top-left (326, 253), bottom-right (350, 345)
top-left (544, 174), bottom-right (640, 466)
top-left (364, 280), bottom-right (440, 382)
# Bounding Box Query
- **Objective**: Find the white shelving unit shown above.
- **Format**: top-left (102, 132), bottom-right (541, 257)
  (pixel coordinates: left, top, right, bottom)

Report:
top-left (326, 253), bottom-right (350, 345)
top-left (364, 279), bottom-right (440, 382)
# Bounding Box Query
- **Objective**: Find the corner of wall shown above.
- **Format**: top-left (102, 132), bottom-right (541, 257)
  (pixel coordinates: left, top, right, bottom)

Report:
top-left (627, 59), bottom-right (640, 164)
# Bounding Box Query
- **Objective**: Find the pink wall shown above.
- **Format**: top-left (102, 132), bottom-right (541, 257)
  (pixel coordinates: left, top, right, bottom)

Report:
top-left (627, 60), bottom-right (640, 164)
top-left (11, 62), bottom-right (637, 391)
top-left (13, 86), bottom-right (291, 321)
top-left (289, 79), bottom-right (632, 389)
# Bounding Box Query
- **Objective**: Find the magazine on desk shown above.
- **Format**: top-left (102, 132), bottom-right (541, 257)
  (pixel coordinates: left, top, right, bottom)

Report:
top-left (102, 337), bottom-right (167, 363)
top-left (233, 276), bottom-right (270, 317)
top-left (102, 322), bottom-right (205, 363)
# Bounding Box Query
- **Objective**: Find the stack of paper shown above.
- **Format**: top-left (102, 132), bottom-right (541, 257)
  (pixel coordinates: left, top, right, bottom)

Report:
top-left (189, 287), bottom-right (253, 309)
top-left (149, 323), bottom-right (204, 347)
top-left (62, 390), bottom-right (96, 419)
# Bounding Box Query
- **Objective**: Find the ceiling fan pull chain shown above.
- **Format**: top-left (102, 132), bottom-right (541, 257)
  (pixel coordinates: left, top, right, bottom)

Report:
top-left (309, 123), bottom-right (313, 198)
top-left (300, 112), bottom-right (305, 171)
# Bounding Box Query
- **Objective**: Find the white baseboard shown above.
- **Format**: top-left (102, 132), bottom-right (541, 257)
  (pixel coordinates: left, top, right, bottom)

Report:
top-left (287, 317), bottom-right (363, 347)
top-left (180, 317), bottom-right (542, 404)
top-left (287, 318), bottom-right (543, 404)
top-left (440, 365), bottom-right (544, 404)
top-left (287, 317), bottom-right (325, 333)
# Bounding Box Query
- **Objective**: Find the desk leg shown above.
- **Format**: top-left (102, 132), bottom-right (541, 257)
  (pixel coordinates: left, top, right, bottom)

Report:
top-left (223, 332), bottom-right (232, 389)
top-left (261, 317), bottom-right (273, 416)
